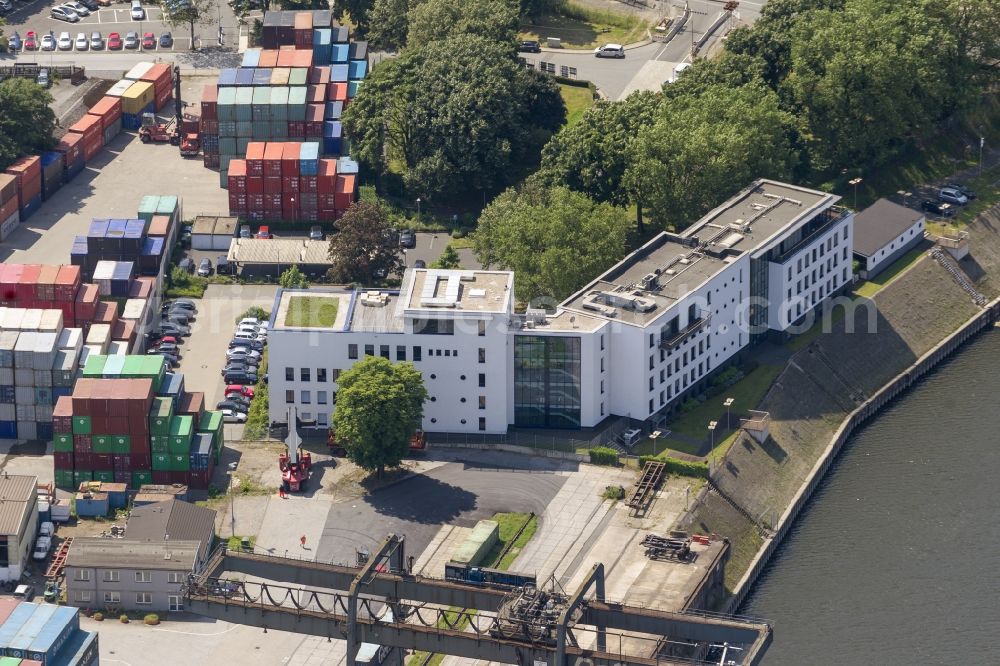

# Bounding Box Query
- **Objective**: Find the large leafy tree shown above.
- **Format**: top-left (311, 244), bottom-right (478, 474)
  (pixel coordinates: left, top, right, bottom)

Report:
top-left (333, 356), bottom-right (427, 478)
top-left (787, 0), bottom-right (955, 171)
top-left (629, 83), bottom-right (798, 231)
top-left (406, 0), bottom-right (519, 48)
top-left (332, 0), bottom-right (374, 32)
top-left (474, 183), bottom-right (630, 303)
top-left (327, 201), bottom-right (404, 283)
top-left (0, 79), bottom-right (56, 171)
top-left (343, 34), bottom-right (564, 200)
top-left (164, 0), bottom-right (218, 48)
top-left (366, 0), bottom-right (410, 50)
top-left (538, 90), bottom-right (660, 231)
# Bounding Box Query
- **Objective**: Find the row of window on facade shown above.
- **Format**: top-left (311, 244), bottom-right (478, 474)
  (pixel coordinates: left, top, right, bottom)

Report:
top-left (344, 344), bottom-right (488, 363)
top-left (76, 591), bottom-right (182, 609)
top-left (789, 225), bottom-right (849, 280)
top-left (76, 569), bottom-right (183, 583)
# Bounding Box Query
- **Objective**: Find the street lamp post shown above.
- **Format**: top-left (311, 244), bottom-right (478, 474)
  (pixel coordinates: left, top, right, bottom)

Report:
top-left (723, 397), bottom-right (734, 431)
top-left (416, 197), bottom-right (421, 217)
top-left (708, 420), bottom-right (717, 450)
top-left (227, 462), bottom-right (238, 539)
top-left (848, 177), bottom-right (863, 210)
top-left (979, 136), bottom-right (985, 177)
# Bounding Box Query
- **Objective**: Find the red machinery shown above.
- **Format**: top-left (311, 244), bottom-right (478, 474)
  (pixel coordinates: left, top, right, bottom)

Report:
top-left (279, 407), bottom-right (312, 492)
top-left (138, 113), bottom-right (179, 144)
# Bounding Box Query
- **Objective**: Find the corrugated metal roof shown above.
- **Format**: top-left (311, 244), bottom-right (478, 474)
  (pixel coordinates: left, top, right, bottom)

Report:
top-left (126, 500), bottom-right (216, 550)
top-left (228, 238), bottom-right (333, 265)
top-left (65, 537), bottom-right (199, 570)
top-left (0, 475), bottom-right (37, 536)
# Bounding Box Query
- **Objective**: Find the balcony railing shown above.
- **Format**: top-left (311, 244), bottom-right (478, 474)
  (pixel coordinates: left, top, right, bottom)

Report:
top-left (659, 312), bottom-right (711, 350)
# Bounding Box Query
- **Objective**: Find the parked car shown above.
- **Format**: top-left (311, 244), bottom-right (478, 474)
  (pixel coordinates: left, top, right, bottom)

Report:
top-left (594, 43), bottom-right (625, 58)
top-left (309, 225), bottom-right (324, 241)
top-left (943, 183), bottom-right (976, 200)
top-left (518, 40), bottom-right (541, 53)
top-left (39, 521), bottom-right (55, 537)
top-left (124, 31), bottom-right (139, 49)
top-left (159, 323), bottom-right (190, 338)
top-left (167, 299), bottom-right (198, 311)
top-left (414, 259), bottom-right (426, 269)
top-left (8, 32), bottom-right (22, 52)
top-left (41, 34), bottom-right (57, 51)
top-left (178, 257), bottom-right (195, 273)
top-left (256, 226), bottom-right (272, 239)
top-left (36, 69), bottom-right (50, 88)
top-left (399, 229), bottom-right (416, 248)
top-left (229, 338), bottom-right (264, 351)
top-left (51, 6), bottom-right (80, 22)
top-left (161, 317), bottom-right (191, 333)
top-left (223, 370), bottom-right (257, 385)
top-left (238, 317), bottom-right (260, 327)
top-left (0, 0), bottom-right (12, 17)
top-left (197, 258), bottom-right (213, 277)
top-left (162, 307), bottom-right (194, 322)
top-left (90, 30), bottom-right (103, 49)
top-left (239, 224), bottom-right (252, 239)
top-left (217, 255), bottom-right (232, 275)
top-left (921, 199), bottom-right (954, 218)
top-left (64, 1), bottom-right (90, 16)
top-left (75, 32), bottom-right (88, 50)
top-left (217, 399), bottom-right (250, 413)
top-left (142, 32), bottom-right (156, 49)
top-left (108, 32), bottom-right (123, 49)
top-left (24, 32), bottom-right (38, 51)
top-left (223, 358), bottom-right (259, 372)
top-left (227, 346), bottom-right (261, 358)
top-left (159, 32), bottom-right (173, 48)
top-left (32, 536), bottom-right (51, 561)
top-left (78, 0), bottom-right (99, 9)
top-left (225, 385), bottom-right (255, 399)
top-left (57, 31), bottom-right (73, 50)
top-left (13, 585), bottom-right (35, 601)
top-left (221, 409), bottom-right (248, 423)
top-left (938, 187), bottom-right (968, 206)
top-left (130, 0), bottom-right (144, 19)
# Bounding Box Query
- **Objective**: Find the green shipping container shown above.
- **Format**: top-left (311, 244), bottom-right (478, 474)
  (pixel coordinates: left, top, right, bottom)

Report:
top-left (93, 435), bottom-right (112, 454)
top-left (217, 86), bottom-right (238, 121)
top-left (220, 168), bottom-right (229, 189)
top-left (149, 397), bottom-right (174, 434)
top-left (156, 195), bottom-right (179, 221)
top-left (131, 470), bottom-right (153, 488)
top-left (73, 470), bottom-right (93, 485)
top-left (169, 415), bottom-right (193, 453)
top-left (112, 435), bottom-right (131, 454)
top-left (137, 195), bottom-right (161, 223)
top-left (252, 86), bottom-right (271, 119)
top-left (81, 354), bottom-right (107, 378)
top-left (289, 68), bottom-right (308, 86)
top-left (287, 86), bottom-right (307, 121)
top-left (72, 415), bottom-right (92, 435)
top-left (122, 355), bottom-right (145, 377)
top-left (237, 137), bottom-right (251, 155)
top-left (169, 454), bottom-right (190, 471)
top-left (150, 436), bottom-right (169, 454)
top-left (270, 87), bottom-right (289, 121)
top-left (236, 121), bottom-right (253, 138)
top-left (54, 469), bottom-right (75, 490)
top-left (270, 121), bottom-right (288, 138)
top-left (54, 434), bottom-right (73, 453)
top-left (152, 453), bottom-right (171, 470)
top-left (94, 470), bottom-right (115, 483)
top-left (252, 120), bottom-right (270, 139)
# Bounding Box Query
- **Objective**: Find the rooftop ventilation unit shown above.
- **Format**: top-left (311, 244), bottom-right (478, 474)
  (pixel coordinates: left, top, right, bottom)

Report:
top-left (641, 272), bottom-right (659, 290)
top-left (360, 291), bottom-right (389, 307)
top-left (526, 308), bottom-right (547, 325)
top-left (581, 292), bottom-right (618, 317)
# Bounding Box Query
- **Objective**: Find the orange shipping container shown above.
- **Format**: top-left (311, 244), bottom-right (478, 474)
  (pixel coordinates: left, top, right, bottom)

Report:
top-left (140, 63), bottom-right (173, 92)
top-left (5, 155), bottom-right (42, 181)
top-left (148, 215), bottom-right (170, 237)
top-left (88, 96), bottom-right (123, 130)
top-left (68, 113), bottom-right (103, 140)
top-left (0, 174), bottom-right (17, 205)
top-left (259, 50), bottom-right (279, 68)
top-left (276, 49), bottom-right (295, 67)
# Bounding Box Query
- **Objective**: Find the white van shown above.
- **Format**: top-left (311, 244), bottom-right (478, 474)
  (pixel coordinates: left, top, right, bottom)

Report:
top-left (594, 43), bottom-right (625, 58)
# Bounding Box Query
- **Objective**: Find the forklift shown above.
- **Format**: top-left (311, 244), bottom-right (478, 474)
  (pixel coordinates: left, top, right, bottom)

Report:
top-left (138, 66), bottom-right (200, 156)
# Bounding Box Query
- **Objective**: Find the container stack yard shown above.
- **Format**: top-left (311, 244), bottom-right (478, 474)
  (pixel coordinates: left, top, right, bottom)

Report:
top-left (0, 599), bottom-right (99, 666)
top-left (105, 62), bottom-right (175, 130)
top-left (54, 356), bottom-right (223, 491)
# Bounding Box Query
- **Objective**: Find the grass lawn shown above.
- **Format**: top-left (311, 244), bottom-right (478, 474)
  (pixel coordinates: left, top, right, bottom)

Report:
top-left (667, 364), bottom-right (783, 440)
top-left (284, 296), bottom-right (339, 327)
top-left (560, 83), bottom-right (595, 127)
top-left (520, 1), bottom-right (648, 49)
top-left (226, 535), bottom-right (256, 550)
top-left (852, 246), bottom-right (927, 299)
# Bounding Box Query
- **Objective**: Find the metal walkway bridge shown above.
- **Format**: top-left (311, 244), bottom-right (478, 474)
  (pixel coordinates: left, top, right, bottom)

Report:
top-left (184, 536), bottom-right (771, 666)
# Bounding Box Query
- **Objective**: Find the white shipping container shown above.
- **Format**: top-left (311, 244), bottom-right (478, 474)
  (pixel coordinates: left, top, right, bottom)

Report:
top-left (14, 386), bottom-right (33, 405)
top-left (17, 420), bottom-right (36, 441)
top-left (86, 323), bottom-right (111, 348)
top-left (15, 404), bottom-right (35, 421)
top-left (121, 299), bottom-right (146, 321)
top-left (107, 341), bottom-right (128, 356)
top-left (19, 308), bottom-right (43, 331)
top-left (33, 369), bottom-right (52, 387)
top-left (105, 78), bottom-right (134, 97)
top-left (0, 210), bottom-right (19, 242)
top-left (1, 308), bottom-right (24, 331)
top-left (36, 404), bottom-right (53, 421)
top-left (0, 367), bottom-right (13, 385)
top-left (14, 367), bottom-right (34, 387)
top-left (39, 309), bottom-right (64, 333)
top-left (0, 404), bottom-right (14, 421)
top-left (31, 332), bottom-right (59, 370)
top-left (124, 62), bottom-right (154, 81)
top-left (57, 328), bottom-right (83, 352)
top-left (0, 330), bottom-right (18, 367)
top-left (92, 261), bottom-right (116, 296)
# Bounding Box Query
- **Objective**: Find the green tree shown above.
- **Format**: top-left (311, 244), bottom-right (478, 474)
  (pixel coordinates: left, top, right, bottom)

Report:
top-left (163, 0), bottom-right (218, 48)
top-left (407, 0), bottom-right (519, 48)
top-left (474, 184), bottom-right (629, 302)
top-left (430, 244), bottom-right (461, 269)
top-left (343, 34), bottom-right (565, 199)
top-left (333, 356), bottom-right (427, 477)
top-left (333, 0), bottom-right (374, 32)
top-left (520, 0), bottom-right (563, 18)
top-left (628, 83), bottom-right (798, 231)
top-left (279, 265), bottom-right (308, 288)
top-left (366, 0), bottom-right (410, 50)
top-left (327, 200), bottom-right (405, 283)
top-left (0, 78), bottom-right (57, 171)
top-left (538, 90), bottom-right (660, 231)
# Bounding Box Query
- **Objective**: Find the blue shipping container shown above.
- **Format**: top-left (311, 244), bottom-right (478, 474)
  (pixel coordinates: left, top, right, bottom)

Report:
top-left (329, 64), bottom-right (349, 82)
top-left (348, 60), bottom-right (368, 80)
top-left (88, 219), bottom-right (110, 237)
top-left (27, 605), bottom-right (80, 663)
top-left (19, 193), bottom-right (42, 221)
top-left (218, 68), bottom-right (238, 86)
top-left (330, 43), bottom-right (349, 64)
top-left (252, 67), bottom-right (272, 86)
top-left (65, 156), bottom-right (85, 181)
top-left (299, 142), bottom-right (319, 175)
top-left (0, 422), bottom-right (17, 439)
top-left (52, 386), bottom-right (72, 400)
top-left (141, 236), bottom-right (165, 256)
top-left (36, 422), bottom-right (53, 441)
top-left (325, 101), bottom-right (343, 120)
top-left (236, 67), bottom-right (255, 86)
top-left (348, 80), bottom-right (363, 98)
top-left (0, 603), bottom-right (37, 647)
top-left (0, 386), bottom-right (15, 404)
top-left (241, 49), bottom-right (260, 68)
top-left (125, 218), bottom-right (146, 236)
top-left (106, 218), bottom-right (126, 238)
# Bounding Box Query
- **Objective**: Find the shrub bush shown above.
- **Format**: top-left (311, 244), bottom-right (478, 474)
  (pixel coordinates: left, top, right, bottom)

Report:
top-left (120, 614), bottom-right (129, 623)
top-left (589, 446), bottom-right (620, 466)
top-left (144, 613), bottom-right (160, 625)
top-left (639, 454), bottom-right (709, 478)
top-left (451, 228), bottom-right (466, 239)
top-left (93, 612), bottom-right (104, 621)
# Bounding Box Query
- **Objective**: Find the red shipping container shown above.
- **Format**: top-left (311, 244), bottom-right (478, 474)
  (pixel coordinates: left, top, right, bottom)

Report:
top-left (201, 119), bottom-right (219, 135)
top-left (318, 208), bottom-right (337, 221)
top-left (282, 174), bottom-right (300, 192)
top-left (306, 122), bottom-right (323, 139)
top-left (306, 84), bottom-right (325, 105)
top-left (36, 265), bottom-right (58, 300)
top-left (68, 113), bottom-right (102, 141)
top-left (94, 300), bottom-right (118, 326)
top-left (74, 283), bottom-right (98, 322)
top-left (327, 82), bottom-right (348, 102)
top-left (189, 470), bottom-right (211, 489)
top-left (263, 142), bottom-right (284, 176)
top-left (140, 63), bottom-right (173, 92)
top-left (229, 192), bottom-right (248, 213)
top-left (88, 96), bottom-right (122, 130)
top-left (248, 193), bottom-right (265, 210)
top-left (293, 50), bottom-right (313, 68)
top-left (281, 143), bottom-right (300, 176)
top-left (82, 135), bottom-right (103, 162)
top-left (168, 471), bottom-right (190, 485)
top-left (281, 206), bottom-right (299, 221)
top-left (319, 193), bottom-right (338, 209)
top-left (203, 153), bottom-right (220, 168)
top-left (335, 174), bottom-right (357, 210)
top-left (277, 49), bottom-right (295, 67)
top-left (19, 174), bottom-right (42, 205)
top-left (131, 453), bottom-right (152, 469)
top-left (263, 176), bottom-right (282, 195)
top-left (55, 133), bottom-right (84, 165)
top-left (201, 84), bottom-right (219, 120)
top-left (112, 318), bottom-right (135, 342)
top-left (246, 141), bottom-right (266, 175)
top-left (300, 175), bottom-right (318, 193)
top-left (288, 121), bottom-right (305, 138)
top-left (155, 87), bottom-right (173, 111)
top-left (264, 193), bottom-right (282, 211)
top-left (94, 453), bottom-right (113, 469)
top-left (259, 50), bottom-right (278, 68)
top-left (306, 103), bottom-right (324, 123)
top-left (247, 176), bottom-right (264, 194)
top-left (55, 265), bottom-right (82, 301)
top-left (5, 155), bottom-right (42, 182)
top-left (152, 471), bottom-right (171, 485)
top-left (53, 396), bottom-right (73, 432)
top-left (16, 264), bottom-right (40, 300)
top-left (0, 198), bottom-right (17, 228)
top-left (228, 158), bottom-right (248, 191)
top-left (75, 453), bottom-right (94, 469)
top-left (54, 452), bottom-right (73, 468)
top-left (309, 66), bottom-right (331, 85)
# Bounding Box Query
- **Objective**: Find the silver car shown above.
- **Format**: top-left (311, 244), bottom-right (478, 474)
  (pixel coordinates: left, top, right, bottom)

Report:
top-left (57, 31), bottom-right (73, 50)
top-left (124, 31), bottom-right (139, 49)
top-left (50, 6), bottom-right (79, 22)
top-left (75, 32), bottom-right (88, 50)
top-left (63, 1), bottom-right (90, 16)
top-left (90, 31), bottom-right (103, 49)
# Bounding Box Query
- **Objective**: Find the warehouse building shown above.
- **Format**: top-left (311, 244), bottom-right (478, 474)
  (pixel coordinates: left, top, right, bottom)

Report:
top-left (0, 474), bottom-right (39, 584)
top-left (852, 198), bottom-right (925, 279)
top-left (268, 179), bottom-right (855, 433)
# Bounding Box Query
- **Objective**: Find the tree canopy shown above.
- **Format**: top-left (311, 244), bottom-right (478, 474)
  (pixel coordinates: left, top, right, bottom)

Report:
top-left (332, 356), bottom-right (428, 477)
top-left (430, 244), bottom-right (461, 269)
top-left (406, 0), bottom-right (519, 48)
top-left (327, 201), bottom-right (404, 283)
top-left (474, 184), bottom-right (630, 303)
top-left (366, 0), bottom-right (409, 50)
top-left (278, 265), bottom-right (308, 288)
top-left (0, 79), bottom-right (57, 172)
top-left (343, 34), bottom-right (564, 200)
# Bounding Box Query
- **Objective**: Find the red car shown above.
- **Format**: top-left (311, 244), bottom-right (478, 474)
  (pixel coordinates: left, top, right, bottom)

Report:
top-left (256, 226), bottom-right (272, 239)
top-left (225, 385), bottom-right (255, 399)
top-left (142, 32), bottom-right (155, 49)
top-left (158, 335), bottom-right (178, 345)
top-left (107, 32), bottom-right (122, 50)
top-left (24, 32), bottom-right (38, 51)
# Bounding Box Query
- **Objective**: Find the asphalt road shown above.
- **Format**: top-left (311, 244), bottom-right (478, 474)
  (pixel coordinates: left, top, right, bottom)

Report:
top-left (315, 458), bottom-right (568, 565)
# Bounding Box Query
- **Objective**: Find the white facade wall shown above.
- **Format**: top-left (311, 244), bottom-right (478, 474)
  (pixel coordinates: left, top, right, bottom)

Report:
top-left (863, 218), bottom-right (924, 274)
top-left (766, 213), bottom-right (854, 331)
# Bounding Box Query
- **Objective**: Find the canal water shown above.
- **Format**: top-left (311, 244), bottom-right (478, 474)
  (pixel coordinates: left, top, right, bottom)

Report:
top-left (741, 330), bottom-right (1000, 665)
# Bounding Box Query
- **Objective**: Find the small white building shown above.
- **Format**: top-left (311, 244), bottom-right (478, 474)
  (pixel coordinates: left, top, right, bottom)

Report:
top-left (852, 198), bottom-right (925, 279)
top-left (190, 215), bottom-right (238, 251)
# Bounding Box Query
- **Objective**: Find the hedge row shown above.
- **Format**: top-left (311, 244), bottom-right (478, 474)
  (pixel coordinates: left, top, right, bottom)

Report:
top-left (638, 454), bottom-right (709, 478)
top-left (589, 446), bottom-right (619, 466)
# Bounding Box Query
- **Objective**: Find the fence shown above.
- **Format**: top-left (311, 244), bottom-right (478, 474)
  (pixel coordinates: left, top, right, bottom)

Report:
top-left (427, 416), bottom-right (631, 455)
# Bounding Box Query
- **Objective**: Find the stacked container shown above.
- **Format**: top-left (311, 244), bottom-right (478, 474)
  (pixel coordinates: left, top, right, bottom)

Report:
top-left (139, 63), bottom-right (174, 111)
top-left (0, 174), bottom-right (19, 242)
top-left (121, 81), bottom-right (156, 130)
top-left (39, 152), bottom-right (65, 202)
top-left (4, 156), bottom-right (43, 221)
top-left (54, 133), bottom-right (85, 181)
top-left (67, 114), bottom-right (103, 163)
top-left (87, 96), bottom-right (124, 147)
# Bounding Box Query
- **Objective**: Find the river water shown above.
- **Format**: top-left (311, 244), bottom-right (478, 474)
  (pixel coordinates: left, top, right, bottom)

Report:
top-left (740, 330), bottom-right (1000, 665)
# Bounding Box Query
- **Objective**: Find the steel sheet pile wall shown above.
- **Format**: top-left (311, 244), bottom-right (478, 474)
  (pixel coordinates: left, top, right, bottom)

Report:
top-left (201, 8), bottom-right (366, 214)
top-left (0, 601), bottom-right (98, 666)
top-left (54, 357), bottom-right (223, 490)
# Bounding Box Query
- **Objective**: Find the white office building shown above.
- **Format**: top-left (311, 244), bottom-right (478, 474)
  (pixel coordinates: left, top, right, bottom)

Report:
top-left (268, 179), bottom-right (854, 434)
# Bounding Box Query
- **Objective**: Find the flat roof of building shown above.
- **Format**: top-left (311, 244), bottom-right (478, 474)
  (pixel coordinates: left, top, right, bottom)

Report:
top-left (66, 538), bottom-right (199, 570)
top-left (227, 238), bottom-right (332, 265)
top-left (273, 290), bottom-right (352, 331)
top-left (852, 198), bottom-right (924, 256)
top-left (351, 291), bottom-right (404, 333)
top-left (400, 269), bottom-right (513, 315)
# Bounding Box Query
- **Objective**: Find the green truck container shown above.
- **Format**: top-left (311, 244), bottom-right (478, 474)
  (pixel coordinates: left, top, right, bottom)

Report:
top-left (137, 195), bottom-right (161, 223)
top-left (152, 453), bottom-right (171, 470)
top-left (168, 415), bottom-right (193, 453)
top-left (131, 470), bottom-right (153, 488)
top-left (54, 469), bottom-right (75, 490)
top-left (149, 397), bottom-right (174, 434)
top-left (81, 353), bottom-right (107, 378)
top-left (72, 415), bottom-right (92, 435)
top-left (54, 434), bottom-right (73, 453)
top-left (112, 435), bottom-right (131, 454)
top-left (93, 470), bottom-right (115, 483)
top-left (73, 470), bottom-right (93, 485)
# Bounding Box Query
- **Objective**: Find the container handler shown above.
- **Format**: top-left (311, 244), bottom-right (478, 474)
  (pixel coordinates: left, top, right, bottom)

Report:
top-left (279, 406), bottom-right (312, 492)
